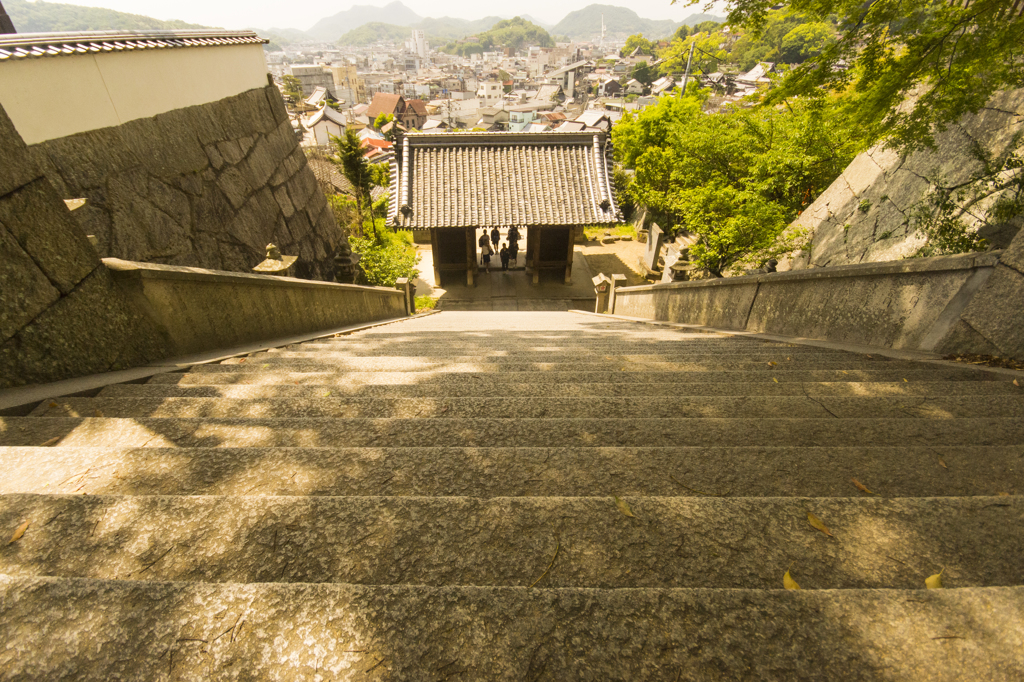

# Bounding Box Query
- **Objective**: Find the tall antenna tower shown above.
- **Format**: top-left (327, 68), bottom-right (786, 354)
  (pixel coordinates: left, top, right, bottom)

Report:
top-left (600, 13), bottom-right (606, 48)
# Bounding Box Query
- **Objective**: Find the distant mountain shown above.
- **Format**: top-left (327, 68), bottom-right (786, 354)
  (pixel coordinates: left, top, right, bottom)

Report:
top-left (337, 15), bottom-right (505, 47)
top-left (264, 27), bottom-right (312, 42)
top-left (519, 15), bottom-right (555, 32)
top-left (552, 4), bottom-right (723, 40)
top-left (5, 0), bottom-right (210, 33)
top-left (681, 13), bottom-right (726, 27)
top-left (307, 1), bottom-right (423, 41)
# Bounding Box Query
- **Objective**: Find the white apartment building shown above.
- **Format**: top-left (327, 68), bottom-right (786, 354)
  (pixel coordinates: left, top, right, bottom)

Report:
top-left (476, 80), bottom-right (503, 107)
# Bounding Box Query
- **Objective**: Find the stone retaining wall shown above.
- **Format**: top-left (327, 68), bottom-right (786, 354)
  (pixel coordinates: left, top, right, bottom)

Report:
top-left (105, 259), bottom-right (406, 357)
top-left (28, 84), bottom-right (342, 281)
top-left (0, 105), bottom-right (172, 389)
top-left (610, 251), bottom-right (1023, 357)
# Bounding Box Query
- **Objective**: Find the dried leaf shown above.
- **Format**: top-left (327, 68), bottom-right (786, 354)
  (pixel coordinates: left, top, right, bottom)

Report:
top-left (807, 511), bottom-right (834, 537)
top-left (8, 520), bottom-right (30, 545)
top-left (49, 401), bottom-right (57, 408)
top-left (94, 410), bottom-right (103, 418)
top-left (262, 364), bottom-right (270, 368)
top-left (925, 568), bottom-right (945, 589)
top-left (1014, 379), bottom-right (1020, 387)
top-left (903, 378), bottom-right (908, 382)
top-left (783, 570), bottom-right (800, 590)
top-left (938, 458), bottom-right (948, 469)
top-left (613, 496), bottom-right (636, 518)
top-left (768, 361), bottom-right (777, 367)
top-left (996, 492), bottom-right (1011, 496)
top-left (851, 478), bottom-right (876, 495)
top-left (324, 391), bottom-right (331, 397)
top-left (772, 377), bottom-right (778, 383)
top-left (41, 437), bottom-right (60, 447)
top-left (238, 358), bottom-right (246, 364)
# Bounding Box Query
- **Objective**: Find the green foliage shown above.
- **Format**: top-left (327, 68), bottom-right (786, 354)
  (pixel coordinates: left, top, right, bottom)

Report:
top-left (623, 34), bottom-right (655, 55)
top-left (631, 62), bottom-right (657, 88)
top-left (330, 130), bottom-right (378, 236)
top-left (441, 17), bottom-right (553, 56)
top-left (5, 0), bottom-right (208, 32)
top-left (350, 228), bottom-right (420, 287)
top-left (696, 0), bottom-right (1024, 152)
top-left (415, 295), bottom-right (438, 311)
top-left (281, 76), bottom-right (304, 102)
top-left (613, 90), bottom-right (868, 274)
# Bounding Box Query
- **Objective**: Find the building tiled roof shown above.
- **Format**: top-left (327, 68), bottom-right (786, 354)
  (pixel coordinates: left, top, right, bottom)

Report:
top-left (0, 30), bottom-right (266, 60)
top-left (367, 93), bottom-right (404, 119)
top-left (387, 131), bottom-right (622, 230)
top-left (406, 99), bottom-right (429, 116)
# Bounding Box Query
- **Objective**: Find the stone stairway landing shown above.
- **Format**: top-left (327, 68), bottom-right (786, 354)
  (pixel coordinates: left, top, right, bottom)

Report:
top-left (1, 311), bottom-right (1022, 680)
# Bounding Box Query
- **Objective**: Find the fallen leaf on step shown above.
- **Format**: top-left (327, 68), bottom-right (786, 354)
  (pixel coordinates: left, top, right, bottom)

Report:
top-left (8, 520), bottom-right (30, 545)
top-left (996, 492), bottom-right (1011, 496)
top-left (768, 361), bottom-right (777, 367)
top-left (851, 478), bottom-right (876, 495)
top-left (807, 511), bottom-right (834, 537)
top-left (925, 568), bottom-right (944, 589)
top-left (1014, 379), bottom-right (1020, 387)
top-left (613, 496), bottom-right (636, 518)
top-left (772, 377), bottom-right (778, 383)
top-left (324, 391), bottom-right (331, 397)
top-left (49, 401), bottom-right (57, 408)
top-left (938, 457), bottom-right (948, 469)
top-left (238, 358), bottom-right (246, 363)
top-left (903, 378), bottom-right (908, 382)
top-left (262, 364), bottom-right (270, 368)
top-left (41, 437), bottom-right (60, 447)
top-left (783, 570), bottom-right (800, 590)
top-left (94, 410), bottom-right (103, 418)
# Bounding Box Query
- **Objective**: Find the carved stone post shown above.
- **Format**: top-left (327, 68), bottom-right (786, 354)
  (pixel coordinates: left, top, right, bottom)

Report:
top-left (593, 274), bottom-right (612, 314)
top-left (396, 277), bottom-right (415, 316)
top-left (609, 274), bottom-right (627, 315)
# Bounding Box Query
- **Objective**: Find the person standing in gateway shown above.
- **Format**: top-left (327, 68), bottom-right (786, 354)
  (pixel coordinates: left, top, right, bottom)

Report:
top-left (490, 227), bottom-right (501, 257)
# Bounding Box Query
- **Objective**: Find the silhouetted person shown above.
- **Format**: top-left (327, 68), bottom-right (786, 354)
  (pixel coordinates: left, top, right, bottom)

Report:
top-left (499, 243), bottom-right (510, 271)
top-left (490, 227), bottom-right (500, 254)
top-left (478, 229), bottom-right (489, 265)
top-left (480, 241), bottom-right (492, 273)
top-left (508, 240), bottom-right (519, 268)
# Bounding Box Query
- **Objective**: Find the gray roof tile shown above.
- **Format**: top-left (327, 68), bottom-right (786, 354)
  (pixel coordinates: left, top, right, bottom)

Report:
top-left (388, 131), bottom-right (622, 229)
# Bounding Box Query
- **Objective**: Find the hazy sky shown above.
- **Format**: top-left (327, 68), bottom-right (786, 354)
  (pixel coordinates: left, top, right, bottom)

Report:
top-left (30, 0), bottom-right (731, 31)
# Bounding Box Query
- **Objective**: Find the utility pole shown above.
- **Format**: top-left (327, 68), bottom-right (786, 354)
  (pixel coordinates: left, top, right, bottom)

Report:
top-left (0, 1), bottom-right (16, 34)
top-left (679, 40), bottom-right (696, 98)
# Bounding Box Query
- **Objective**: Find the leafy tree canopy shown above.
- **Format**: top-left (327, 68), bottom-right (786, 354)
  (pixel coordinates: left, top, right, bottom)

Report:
top-left (623, 33), bottom-right (655, 56)
top-left (613, 86), bottom-right (869, 275)
top-left (675, 0), bottom-right (1024, 151)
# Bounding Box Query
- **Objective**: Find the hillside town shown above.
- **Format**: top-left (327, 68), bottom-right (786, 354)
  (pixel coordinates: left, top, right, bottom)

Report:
top-left (270, 25), bottom-right (774, 160)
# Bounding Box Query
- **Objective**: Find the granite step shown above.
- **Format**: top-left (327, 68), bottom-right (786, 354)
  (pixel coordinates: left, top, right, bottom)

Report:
top-left (2, 416), bottom-right (1022, 449)
top-left (1, 446), bottom-right (1018, 498)
top-left (145, 368), bottom-right (1002, 385)
top-left (3, 577), bottom-right (1020, 681)
top-left (28, 395), bottom-right (1024, 420)
top-left (100, 379), bottom-right (1024, 399)
top-left (260, 350), bottom-right (858, 363)
top-left (2, 493), bottom-right (1021, 589)
top-left (200, 357), bottom-right (943, 373)
top-left (286, 340), bottom-right (839, 353)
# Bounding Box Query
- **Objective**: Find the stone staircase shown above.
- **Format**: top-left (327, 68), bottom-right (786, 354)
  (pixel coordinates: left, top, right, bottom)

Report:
top-left (1, 311), bottom-right (1022, 680)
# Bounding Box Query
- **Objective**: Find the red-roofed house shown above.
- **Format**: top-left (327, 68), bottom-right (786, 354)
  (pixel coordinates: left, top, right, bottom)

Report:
top-left (367, 93), bottom-right (428, 131)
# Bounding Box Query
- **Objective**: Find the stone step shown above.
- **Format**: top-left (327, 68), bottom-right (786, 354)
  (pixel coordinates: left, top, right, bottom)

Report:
top-left (259, 350), bottom-right (855, 363)
top-left (1, 446), bottom-right (1017, 498)
top-left (148, 368), bottom-right (999, 386)
top-left (2, 417), bottom-right (1022, 449)
top-left (101, 379), bottom-right (1024, 399)
top-left (288, 339), bottom-right (837, 353)
top-left (199, 357), bottom-right (941, 373)
top-left (1, 494), bottom-right (1021, 589)
top-left (29, 395), bottom-right (1024, 420)
top-left (3, 577), bottom-right (1020, 680)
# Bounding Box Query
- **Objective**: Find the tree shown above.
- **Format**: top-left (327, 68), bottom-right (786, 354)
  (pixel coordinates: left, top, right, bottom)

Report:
top-left (613, 87), bottom-right (868, 275)
top-left (373, 112), bottom-right (394, 130)
top-left (631, 61), bottom-right (656, 88)
top-left (676, 0), bottom-right (1024, 151)
top-left (281, 75), bottom-right (304, 102)
top-left (623, 33), bottom-right (654, 56)
top-left (330, 130), bottom-right (378, 241)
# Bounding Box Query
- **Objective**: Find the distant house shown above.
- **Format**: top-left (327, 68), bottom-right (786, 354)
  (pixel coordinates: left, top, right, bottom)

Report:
top-left (625, 79), bottom-right (644, 95)
top-left (651, 76), bottom-right (675, 96)
top-left (479, 106), bottom-right (510, 130)
top-left (306, 105), bottom-right (347, 146)
top-left (305, 86), bottom-right (330, 109)
top-left (367, 92), bottom-right (426, 130)
top-left (532, 84), bottom-right (563, 103)
top-left (598, 78), bottom-right (622, 97)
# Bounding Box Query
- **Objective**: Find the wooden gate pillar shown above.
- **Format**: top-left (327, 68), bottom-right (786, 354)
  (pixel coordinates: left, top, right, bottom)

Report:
top-left (465, 226), bottom-right (475, 287)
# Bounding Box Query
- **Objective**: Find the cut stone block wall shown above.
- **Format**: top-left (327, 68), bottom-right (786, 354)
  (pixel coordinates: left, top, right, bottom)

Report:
top-left (28, 84), bottom-right (342, 281)
top-left (785, 89), bottom-right (1024, 269)
top-left (0, 105), bottom-right (172, 389)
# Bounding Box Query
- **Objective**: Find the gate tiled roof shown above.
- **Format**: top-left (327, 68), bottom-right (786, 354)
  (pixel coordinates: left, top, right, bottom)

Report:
top-left (387, 131), bottom-right (622, 229)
